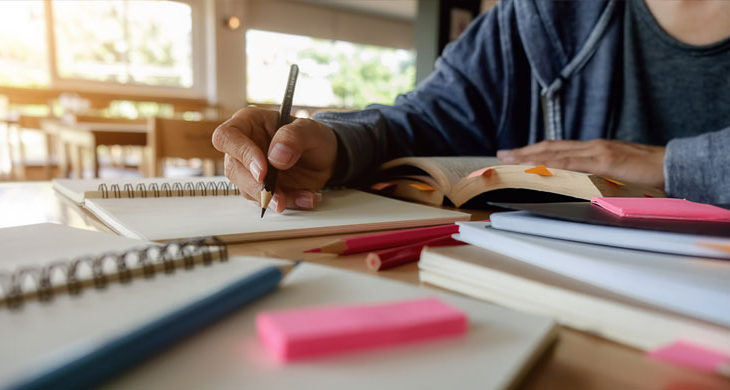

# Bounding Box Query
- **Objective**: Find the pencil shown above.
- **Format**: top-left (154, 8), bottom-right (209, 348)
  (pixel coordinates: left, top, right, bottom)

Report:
top-left (12, 262), bottom-right (300, 390)
top-left (366, 235), bottom-right (465, 271)
top-left (306, 223), bottom-right (460, 255)
top-left (261, 64), bottom-right (299, 218)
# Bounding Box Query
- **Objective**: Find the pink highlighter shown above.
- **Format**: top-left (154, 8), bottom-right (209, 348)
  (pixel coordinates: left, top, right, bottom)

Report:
top-left (256, 297), bottom-right (468, 362)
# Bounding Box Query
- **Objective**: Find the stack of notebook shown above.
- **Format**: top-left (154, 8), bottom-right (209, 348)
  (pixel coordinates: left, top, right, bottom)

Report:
top-left (419, 198), bottom-right (730, 354)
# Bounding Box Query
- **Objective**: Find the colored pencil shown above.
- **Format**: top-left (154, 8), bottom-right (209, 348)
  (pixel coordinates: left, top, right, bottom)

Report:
top-left (366, 235), bottom-right (465, 271)
top-left (306, 223), bottom-right (460, 255)
top-left (12, 262), bottom-right (299, 390)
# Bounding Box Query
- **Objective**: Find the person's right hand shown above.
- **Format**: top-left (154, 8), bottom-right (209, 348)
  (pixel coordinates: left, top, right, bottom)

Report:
top-left (212, 107), bottom-right (338, 213)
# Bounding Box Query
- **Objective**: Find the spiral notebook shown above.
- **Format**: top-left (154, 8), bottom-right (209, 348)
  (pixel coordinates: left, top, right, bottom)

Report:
top-left (1, 223), bottom-right (557, 390)
top-left (53, 177), bottom-right (470, 243)
top-left (0, 223), bottom-right (274, 387)
top-left (0, 223), bottom-right (227, 307)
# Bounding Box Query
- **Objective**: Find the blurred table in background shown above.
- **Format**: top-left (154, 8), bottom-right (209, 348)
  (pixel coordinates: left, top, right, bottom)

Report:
top-left (42, 119), bottom-right (148, 179)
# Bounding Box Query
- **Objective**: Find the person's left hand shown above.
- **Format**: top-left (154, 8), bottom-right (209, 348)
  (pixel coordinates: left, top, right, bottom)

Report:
top-left (496, 139), bottom-right (666, 189)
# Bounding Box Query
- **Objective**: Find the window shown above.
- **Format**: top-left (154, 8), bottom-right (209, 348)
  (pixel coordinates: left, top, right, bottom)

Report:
top-left (53, 0), bottom-right (193, 88)
top-left (0, 1), bottom-right (49, 87)
top-left (0, 0), bottom-right (198, 92)
top-left (246, 29), bottom-right (416, 109)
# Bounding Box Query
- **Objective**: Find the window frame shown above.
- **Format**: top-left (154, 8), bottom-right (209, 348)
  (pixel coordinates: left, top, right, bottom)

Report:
top-left (43, 0), bottom-right (206, 98)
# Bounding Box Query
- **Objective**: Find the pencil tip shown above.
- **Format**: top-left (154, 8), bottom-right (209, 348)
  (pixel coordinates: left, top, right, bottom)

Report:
top-left (260, 208), bottom-right (266, 218)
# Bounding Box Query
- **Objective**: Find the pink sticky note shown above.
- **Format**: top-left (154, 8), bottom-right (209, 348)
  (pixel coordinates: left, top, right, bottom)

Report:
top-left (649, 341), bottom-right (730, 373)
top-left (256, 298), bottom-right (467, 362)
top-left (467, 167), bottom-right (494, 179)
top-left (371, 182), bottom-right (396, 191)
top-left (591, 197), bottom-right (730, 221)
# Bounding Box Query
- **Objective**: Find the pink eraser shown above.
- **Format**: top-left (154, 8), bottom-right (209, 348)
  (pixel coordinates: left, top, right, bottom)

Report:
top-left (591, 197), bottom-right (730, 221)
top-left (648, 341), bottom-right (730, 373)
top-left (256, 297), bottom-right (468, 362)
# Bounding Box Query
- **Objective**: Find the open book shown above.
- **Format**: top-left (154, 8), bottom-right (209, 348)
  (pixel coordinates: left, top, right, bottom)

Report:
top-left (372, 157), bottom-right (666, 207)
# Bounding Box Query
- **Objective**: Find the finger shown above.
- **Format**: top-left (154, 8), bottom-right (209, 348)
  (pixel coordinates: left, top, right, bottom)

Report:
top-left (497, 140), bottom-right (592, 162)
top-left (503, 146), bottom-right (605, 165)
top-left (213, 125), bottom-right (268, 182)
top-left (267, 118), bottom-right (325, 170)
top-left (224, 107), bottom-right (280, 143)
top-left (224, 154), bottom-right (264, 202)
top-left (269, 189), bottom-right (321, 213)
top-left (541, 156), bottom-right (602, 174)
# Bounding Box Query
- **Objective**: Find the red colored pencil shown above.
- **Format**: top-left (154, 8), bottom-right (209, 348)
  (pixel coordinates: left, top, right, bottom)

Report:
top-left (305, 224), bottom-right (460, 255)
top-left (366, 235), bottom-right (465, 271)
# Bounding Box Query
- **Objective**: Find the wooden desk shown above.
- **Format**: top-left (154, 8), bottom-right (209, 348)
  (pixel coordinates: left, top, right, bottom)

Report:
top-left (41, 120), bottom-right (148, 178)
top-left (1, 181), bottom-right (727, 389)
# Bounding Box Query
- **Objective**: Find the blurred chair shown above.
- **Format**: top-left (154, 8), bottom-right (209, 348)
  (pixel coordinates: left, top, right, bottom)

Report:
top-left (147, 117), bottom-right (224, 177)
top-left (0, 87), bottom-right (58, 181)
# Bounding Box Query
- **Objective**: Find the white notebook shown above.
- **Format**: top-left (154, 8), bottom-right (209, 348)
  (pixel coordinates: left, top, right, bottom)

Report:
top-left (80, 189), bottom-right (468, 244)
top-left (419, 245), bottom-right (730, 354)
top-left (0, 223), bottom-right (226, 306)
top-left (456, 221), bottom-right (730, 328)
top-left (490, 210), bottom-right (730, 258)
top-left (0, 224), bottom-right (556, 390)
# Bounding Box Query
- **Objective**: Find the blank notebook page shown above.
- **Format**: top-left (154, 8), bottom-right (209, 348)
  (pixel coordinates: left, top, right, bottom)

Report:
top-left (84, 189), bottom-right (470, 242)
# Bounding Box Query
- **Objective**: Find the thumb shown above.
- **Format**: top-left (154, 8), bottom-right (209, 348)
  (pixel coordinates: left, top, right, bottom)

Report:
top-left (267, 119), bottom-right (321, 170)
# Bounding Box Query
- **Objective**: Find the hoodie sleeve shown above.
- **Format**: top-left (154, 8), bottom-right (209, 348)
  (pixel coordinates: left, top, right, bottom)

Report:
top-left (664, 126), bottom-right (730, 204)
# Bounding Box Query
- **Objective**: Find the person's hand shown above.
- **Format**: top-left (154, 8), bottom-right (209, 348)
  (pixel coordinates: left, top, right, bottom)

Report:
top-left (496, 139), bottom-right (666, 189)
top-left (212, 107), bottom-right (338, 212)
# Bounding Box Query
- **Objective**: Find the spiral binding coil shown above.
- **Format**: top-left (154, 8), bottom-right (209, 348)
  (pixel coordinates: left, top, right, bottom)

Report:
top-left (96, 179), bottom-right (239, 198)
top-left (0, 237), bottom-right (228, 309)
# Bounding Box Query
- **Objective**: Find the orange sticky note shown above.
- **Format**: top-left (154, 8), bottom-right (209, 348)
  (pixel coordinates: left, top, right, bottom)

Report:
top-left (409, 183), bottom-right (435, 191)
top-left (524, 165), bottom-right (553, 177)
top-left (371, 182), bottom-right (396, 191)
top-left (467, 167), bottom-right (494, 179)
top-left (697, 243), bottom-right (730, 255)
top-left (604, 178), bottom-right (625, 186)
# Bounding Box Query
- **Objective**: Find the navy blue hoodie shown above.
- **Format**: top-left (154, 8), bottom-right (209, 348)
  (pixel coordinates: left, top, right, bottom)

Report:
top-left (315, 0), bottom-right (730, 203)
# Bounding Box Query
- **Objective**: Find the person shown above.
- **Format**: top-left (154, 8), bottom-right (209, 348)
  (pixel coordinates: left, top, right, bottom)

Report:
top-left (212, 0), bottom-right (730, 213)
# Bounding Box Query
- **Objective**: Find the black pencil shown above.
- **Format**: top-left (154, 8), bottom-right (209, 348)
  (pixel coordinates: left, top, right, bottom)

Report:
top-left (261, 64), bottom-right (299, 218)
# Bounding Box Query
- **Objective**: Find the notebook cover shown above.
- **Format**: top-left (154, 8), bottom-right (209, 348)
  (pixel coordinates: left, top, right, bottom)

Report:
top-left (488, 202), bottom-right (730, 238)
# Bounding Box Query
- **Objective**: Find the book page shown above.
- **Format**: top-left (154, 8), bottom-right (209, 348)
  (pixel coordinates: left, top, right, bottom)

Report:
top-left (382, 157), bottom-right (500, 194)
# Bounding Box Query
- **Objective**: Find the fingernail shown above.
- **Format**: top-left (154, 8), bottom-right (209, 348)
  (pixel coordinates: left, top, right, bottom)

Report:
top-left (295, 192), bottom-right (315, 209)
top-left (249, 160), bottom-right (262, 182)
top-left (269, 196), bottom-right (278, 211)
top-left (269, 143), bottom-right (295, 165)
